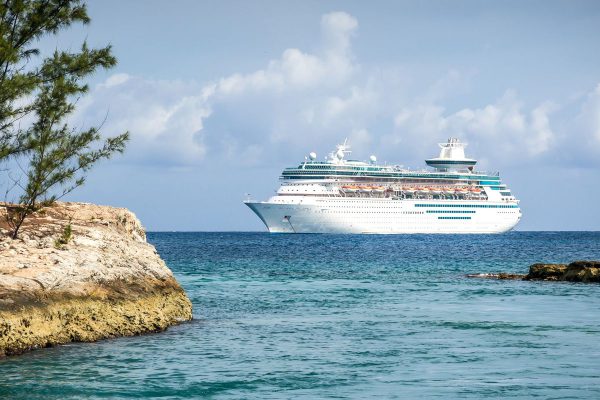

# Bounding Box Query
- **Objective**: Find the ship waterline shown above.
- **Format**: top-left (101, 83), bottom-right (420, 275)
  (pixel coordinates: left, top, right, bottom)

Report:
top-left (245, 199), bottom-right (519, 234)
top-left (245, 138), bottom-right (521, 234)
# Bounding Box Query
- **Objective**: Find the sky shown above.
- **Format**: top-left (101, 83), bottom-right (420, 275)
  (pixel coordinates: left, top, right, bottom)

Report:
top-left (22, 0), bottom-right (600, 230)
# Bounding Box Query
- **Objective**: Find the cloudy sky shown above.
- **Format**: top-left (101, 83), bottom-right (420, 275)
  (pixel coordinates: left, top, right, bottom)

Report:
top-left (40, 0), bottom-right (600, 230)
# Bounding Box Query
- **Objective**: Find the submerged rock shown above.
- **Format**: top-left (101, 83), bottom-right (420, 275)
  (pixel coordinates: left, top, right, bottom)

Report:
top-left (0, 202), bottom-right (192, 357)
top-left (467, 261), bottom-right (600, 283)
top-left (465, 273), bottom-right (525, 280)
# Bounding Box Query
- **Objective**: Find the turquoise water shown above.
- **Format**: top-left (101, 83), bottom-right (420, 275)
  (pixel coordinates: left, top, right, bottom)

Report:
top-left (1, 232), bottom-right (600, 399)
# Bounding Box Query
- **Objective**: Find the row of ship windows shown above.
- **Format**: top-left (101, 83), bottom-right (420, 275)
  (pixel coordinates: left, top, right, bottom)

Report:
top-left (317, 200), bottom-right (495, 206)
top-left (415, 204), bottom-right (518, 208)
top-left (321, 211), bottom-right (424, 214)
top-left (308, 201), bottom-right (518, 212)
top-left (319, 201), bottom-right (411, 206)
top-left (284, 189), bottom-right (328, 192)
top-left (285, 170), bottom-right (501, 180)
top-left (426, 210), bottom-right (476, 214)
top-left (314, 210), bottom-right (515, 218)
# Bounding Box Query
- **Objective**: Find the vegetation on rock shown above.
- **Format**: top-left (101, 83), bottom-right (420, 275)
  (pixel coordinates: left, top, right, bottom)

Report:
top-left (0, 202), bottom-right (193, 357)
top-left (53, 221), bottom-right (71, 249)
top-left (0, 0), bottom-right (129, 238)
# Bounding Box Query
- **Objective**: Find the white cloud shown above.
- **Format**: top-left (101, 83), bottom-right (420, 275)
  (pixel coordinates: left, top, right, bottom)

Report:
top-left (70, 11), bottom-right (600, 170)
top-left (73, 11), bottom-right (361, 167)
top-left (72, 76), bottom-right (209, 165)
top-left (448, 91), bottom-right (558, 157)
top-left (529, 101), bottom-right (557, 155)
top-left (212, 11), bottom-right (357, 98)
top-left (388, 90), bottom-right (560, 166)
top-left (102, 73), bottom-right (130, 88)
top-left (576, 83), bottom-right (600, 144)
top-left (321, 11), bottom-right (358, 53)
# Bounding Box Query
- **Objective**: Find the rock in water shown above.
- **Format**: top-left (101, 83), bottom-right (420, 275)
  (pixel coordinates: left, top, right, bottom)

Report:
top-left (0, 202), bottom-right (193, 357)
top-left (524, 261), bottom-right (600, 283)
top-left (524, 263), bottom-right (567, 281)
top-left (466, 261), bottom-right (600, 283)
top-left (465, 273), bottom-right (525, 280)
top-left (562, 261), bottom-right (600, 283)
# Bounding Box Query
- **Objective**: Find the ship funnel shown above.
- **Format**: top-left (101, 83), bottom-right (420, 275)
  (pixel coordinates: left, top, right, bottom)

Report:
top-left (425, 138), bottom-right (477, 171)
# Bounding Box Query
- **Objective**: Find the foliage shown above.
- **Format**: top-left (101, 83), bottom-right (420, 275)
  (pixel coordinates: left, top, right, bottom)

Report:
top-left (0, 1), bottom-right (129, 238)
top-left (54, 221), bottom-right (71, 249)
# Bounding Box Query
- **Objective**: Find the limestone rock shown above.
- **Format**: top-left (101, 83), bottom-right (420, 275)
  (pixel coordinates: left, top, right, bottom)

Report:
top-left (0, 202), bottom-right (192, 357)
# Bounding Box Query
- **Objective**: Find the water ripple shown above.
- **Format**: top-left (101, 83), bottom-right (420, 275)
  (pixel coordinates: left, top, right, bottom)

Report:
top-left (1, 232), bottom-right (599, 399)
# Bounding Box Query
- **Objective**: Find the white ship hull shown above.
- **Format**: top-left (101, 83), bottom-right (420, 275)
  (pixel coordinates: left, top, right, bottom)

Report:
top-left (245, 197), bottom-right (520, 234)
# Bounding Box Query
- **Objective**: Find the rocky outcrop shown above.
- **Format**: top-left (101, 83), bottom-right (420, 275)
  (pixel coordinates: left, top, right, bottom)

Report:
top-left (563, 261), bottom-right (600, 282)
top-left (0, 202), bottom-right (192, 357)
top-left (524, 263), bottom-right (567, 281)
top-left (466, 261), bottom-right (600, 283)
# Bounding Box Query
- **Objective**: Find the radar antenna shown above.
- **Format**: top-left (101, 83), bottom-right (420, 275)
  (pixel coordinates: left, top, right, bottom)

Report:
top-left (327, 138), bottom-right (352, 163)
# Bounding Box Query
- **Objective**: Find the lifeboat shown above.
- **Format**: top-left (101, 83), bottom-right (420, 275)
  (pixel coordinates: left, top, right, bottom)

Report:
top-left (342, 185), bottom-right (358, 193)
top-left (456, 187), bottom-right (469, 196)
top-left (416, 187), bottom-right (430, 196)
top-left (470, 187), bottom-right (484, 197)
top-left (359, 186), bottom-right (372, 193)
top-left (430, 187), bottom-right (443, 195)
top-left (372, 186), bottom-right (386, 193)
top-left (403, 187), bottom-right (416, 194)
top-left (443, 187), bottom-right (455, 195)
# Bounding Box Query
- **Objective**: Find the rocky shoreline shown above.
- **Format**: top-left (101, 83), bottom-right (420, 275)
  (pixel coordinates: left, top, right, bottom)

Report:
top-left (0, 202), bottom-right (192, 357)
top-left (467, 260), bottom-right (600, 283)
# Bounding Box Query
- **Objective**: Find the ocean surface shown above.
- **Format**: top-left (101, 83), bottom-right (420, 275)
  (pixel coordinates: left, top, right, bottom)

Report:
top-left (1, 232), bottom-right (600, 399)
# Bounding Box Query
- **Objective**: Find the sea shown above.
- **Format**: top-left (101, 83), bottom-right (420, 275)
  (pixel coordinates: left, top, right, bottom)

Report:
top-left (1, 232), bottom-right (599, 399)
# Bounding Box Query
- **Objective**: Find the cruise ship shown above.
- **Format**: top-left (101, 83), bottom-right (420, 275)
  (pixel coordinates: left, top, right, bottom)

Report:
top-left (244, 138), bottom-right (521, 234)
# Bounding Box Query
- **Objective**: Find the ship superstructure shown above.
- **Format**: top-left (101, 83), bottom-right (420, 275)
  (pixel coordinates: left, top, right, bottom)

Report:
top-left (244, 138), bottom-right (521, 233)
